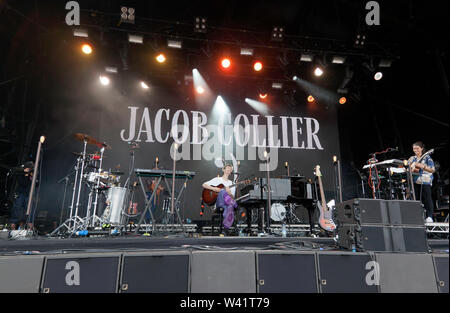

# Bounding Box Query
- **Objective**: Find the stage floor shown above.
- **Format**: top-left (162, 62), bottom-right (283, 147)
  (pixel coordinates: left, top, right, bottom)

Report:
top-left (0, 233), bottom-right (448, 255)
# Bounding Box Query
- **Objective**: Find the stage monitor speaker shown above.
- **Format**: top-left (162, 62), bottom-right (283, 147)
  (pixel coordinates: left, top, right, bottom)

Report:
top-left (375, 253), bottom-right (438, 293)
top-left (190, 251), bottom-right (256, 293)
top-left (120, 252), bottom-right (189, 293)
top-left (433, 254), bottom-right (449, 293)
top-left (338, 225), bottom-right (429, 253)
top-left (317, 252), bottom-right (379, 293)
top-left (41, 254), bottom-right (120, 293)
top-left (0, 256), bottom-right (44, 293)
top-left (256, 251), bottom-right (317, 293)
top-left (335, 199), bottom-right (424, 226)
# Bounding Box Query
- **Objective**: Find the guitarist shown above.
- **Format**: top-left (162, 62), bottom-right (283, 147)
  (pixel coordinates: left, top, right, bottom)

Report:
top-left (408, 141), bottom-right (436, 223)
top-left (202, 164), bottom-right (237, 234)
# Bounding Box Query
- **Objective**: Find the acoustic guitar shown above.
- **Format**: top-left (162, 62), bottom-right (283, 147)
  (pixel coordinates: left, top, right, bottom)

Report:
top-left (410, 149), bottom-right (434, 173)
top-left (314, 165), bottom-right (336, 232)
top-left (202, 179), bottom-right (253, 206)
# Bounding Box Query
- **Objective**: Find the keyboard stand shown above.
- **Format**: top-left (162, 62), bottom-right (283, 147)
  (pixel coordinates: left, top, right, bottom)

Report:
top-left (134, 174), bottom-right (189, 235)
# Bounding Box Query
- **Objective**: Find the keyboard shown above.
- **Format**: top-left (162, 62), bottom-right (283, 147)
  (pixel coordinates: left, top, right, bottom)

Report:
top-left (135, 169), bottom-right (196, 179)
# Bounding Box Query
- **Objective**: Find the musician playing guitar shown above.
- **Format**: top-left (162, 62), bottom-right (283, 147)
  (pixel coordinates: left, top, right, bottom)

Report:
top-left (408, 141), bottom-right (436, 223)
top-left (202, 164), bottom-right (237, 235)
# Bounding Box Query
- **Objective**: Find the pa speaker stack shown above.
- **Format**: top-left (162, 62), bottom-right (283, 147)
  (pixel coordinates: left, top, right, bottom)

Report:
top-left (335, 199), bottom-right (429, 253)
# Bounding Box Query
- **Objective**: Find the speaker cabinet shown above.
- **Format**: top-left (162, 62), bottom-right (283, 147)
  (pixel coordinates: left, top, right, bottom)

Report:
top-left (317, 252), bottom-right (379, 293)
top-left (0, 256), bottom-right (44, 293)
top-left (41, 254), bottom-right (120, 293)
top-left (120, 251), bottom-right (190, 293)
top-left (256, 251), bottom-right (317, 293)
top-left (338, 225), bottom-right (429, 253)
top-left (190, 251), bottom-right (256, 293)
top-left (375, 253), bottom-right (438, 293)
top-left (336, 199), bottom-right (424, 226)
top-left (433, 254), bottom-right (449, 293)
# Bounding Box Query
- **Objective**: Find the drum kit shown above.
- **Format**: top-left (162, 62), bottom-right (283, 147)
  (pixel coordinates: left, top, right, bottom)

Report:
top-left (52, 133), bottom-right (128, 236)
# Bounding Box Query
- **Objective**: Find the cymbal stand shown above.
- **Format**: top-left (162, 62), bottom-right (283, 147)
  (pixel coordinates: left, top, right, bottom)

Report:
top-left (72, 139), bottom-right (88, 231)
top-left (87, 147), bottom-right (105, 227)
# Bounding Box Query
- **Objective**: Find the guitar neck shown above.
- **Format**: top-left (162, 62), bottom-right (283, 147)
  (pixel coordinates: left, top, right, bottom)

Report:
top-left (317, 174), bottom-right (328, 212)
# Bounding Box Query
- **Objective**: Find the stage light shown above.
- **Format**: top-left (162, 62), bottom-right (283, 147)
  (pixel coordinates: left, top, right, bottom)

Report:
top-left (379, 59), bottom-right (393, 68)
top-left (81, 44), bottom-right (92, 55)
top-left (196, 86), bottom-right (205, 94)
top-left (140, 81), bottom-right (149, 89)
top-left (271, 82), bottom-right (283, 89)
top-left (271, 26), bottom-right (284, 42)
top-left (156, 53), bottom-right (166, 63)
top-left (99, 75), bottom-right (110, 86)
top-left (73, 28), bottom-right (88, 38)
top-left (374, 72), bottom-right (383, 80)
top-left (339, 97), bottom-right (347, 104)
top-left (128, 34), bottom-right (143, 44)
top-left (314, 67), bottom-right (324, 77)
top-left (121, 7), bottom-right (135, 24)
top-left (332, 56), bottom-right (346, 64)
top-left (194, 17), bottom-right (207, 33)
top-left (105, 67), bottom-right (118, 74)
top-left (240, 47), bottom-right (254, 56)
top-left (259, 93), bottom-right (268, 99)
top-left (307, 95), bottom-right (315, 103)
top-left (167, 39), bottom-right (182, 49)
top-left (253, 61), bottom-right (263, 72)
top-left (300, 54), bottom-right (314, 62)
top-left (221, 58), bottom-right (231, 69)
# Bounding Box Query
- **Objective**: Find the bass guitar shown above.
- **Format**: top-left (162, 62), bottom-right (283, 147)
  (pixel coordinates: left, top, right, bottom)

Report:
top-left (314, 165), bottom-right (336, 232)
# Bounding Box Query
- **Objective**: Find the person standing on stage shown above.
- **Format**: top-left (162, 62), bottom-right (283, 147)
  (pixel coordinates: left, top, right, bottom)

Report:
top-left (408, 141), bottom-right (436, 223)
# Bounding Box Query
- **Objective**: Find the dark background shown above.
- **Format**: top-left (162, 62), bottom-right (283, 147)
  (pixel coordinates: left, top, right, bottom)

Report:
top-left (0, 0), bottom-right (448, 229)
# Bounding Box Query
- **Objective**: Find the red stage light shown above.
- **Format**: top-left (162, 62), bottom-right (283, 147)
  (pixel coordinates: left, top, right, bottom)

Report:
top-left (156, 53), bottom-right (166, 63)
top-left (221, 58), bottom-right (231, 69)
top-left (339, 97), bottom-right (347, 104)
top-left (307, 95), bottom-right (315, 103)
top-left (254, 61), bottom-right (263, 72)
top-left (259, 93), bottom-right (268, 99)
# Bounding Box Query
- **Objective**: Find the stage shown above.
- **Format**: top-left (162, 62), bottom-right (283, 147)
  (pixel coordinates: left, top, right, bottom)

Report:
top-left (0, 230), bottom-right (448, 294)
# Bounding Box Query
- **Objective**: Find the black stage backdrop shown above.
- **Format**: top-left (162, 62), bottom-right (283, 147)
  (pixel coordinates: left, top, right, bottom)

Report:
top-left (37, 81), bottom-right (340, 223)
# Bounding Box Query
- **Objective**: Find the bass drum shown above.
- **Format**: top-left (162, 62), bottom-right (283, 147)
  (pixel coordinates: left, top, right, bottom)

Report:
top-left (104, 187), bottom-right (128, 225)
top-left (270, 203), bottom-right (286, 222)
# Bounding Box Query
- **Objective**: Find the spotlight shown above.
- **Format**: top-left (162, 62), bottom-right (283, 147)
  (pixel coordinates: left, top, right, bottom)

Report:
top-left (300, 54), bottom-right (314, 62)
top-left (354, 34), bottom-right (367, 48)
top-left (81, 44), bottom-right (92, 55)
top-left (374, 72), bottom-right (383, 81)
top-left (332, 56), bottom-right (346, 64)
top-left (259, 93), bottom-right (268, 100)
top-left (156, 53), bottom-right (166, 63)
top-left (194, 17), bottom-right (207, 33)
top-left (339, 97), bottom-right (347, 104)
top-left (221, 58), bottom-right (231, 69)
top-left (253, 61), bottom-right (263, 72)
top-left (120, 7), bottom-right (135, 24)
top-left (307, 95), bottom-right (315, 103)
top-left (196, 86), bottom-right (205, 94)
top-left (292, 76), bottom-right (298, 81)
top-left (271, 26), bottom-right (284, 42)
top-left (271, 82), bottom-right (283, 89)
top-left (140, 81), bottom-right (149, 89)
top-left (314, 67), bottom-right (324, 77)
top-left (99, 75), bottom-right (110, 86)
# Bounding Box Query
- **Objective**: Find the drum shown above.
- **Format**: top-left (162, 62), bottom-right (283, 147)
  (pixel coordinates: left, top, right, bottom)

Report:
top-left (270, 203), bottom-right (286, 222)
top-left (104, 187), bottom-right (128, 225)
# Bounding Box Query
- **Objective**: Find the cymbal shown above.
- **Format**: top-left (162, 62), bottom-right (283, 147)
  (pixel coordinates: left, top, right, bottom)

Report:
top-left (73, 133), bottom-right (99, 145)
top-left (97, 142), bottom-right (112, 150)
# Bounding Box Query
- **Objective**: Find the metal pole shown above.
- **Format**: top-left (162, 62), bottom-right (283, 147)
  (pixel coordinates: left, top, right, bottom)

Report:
top-left (25, 136), bottom-right (45, 228)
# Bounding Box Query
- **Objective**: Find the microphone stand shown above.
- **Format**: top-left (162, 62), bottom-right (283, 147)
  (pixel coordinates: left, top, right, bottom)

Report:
top-left (265, 152), bottom-right (271, 234)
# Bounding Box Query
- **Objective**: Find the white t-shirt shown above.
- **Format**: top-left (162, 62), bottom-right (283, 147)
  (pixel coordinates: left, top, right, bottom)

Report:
top-left (204, 177), bottom-right (235, 197)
